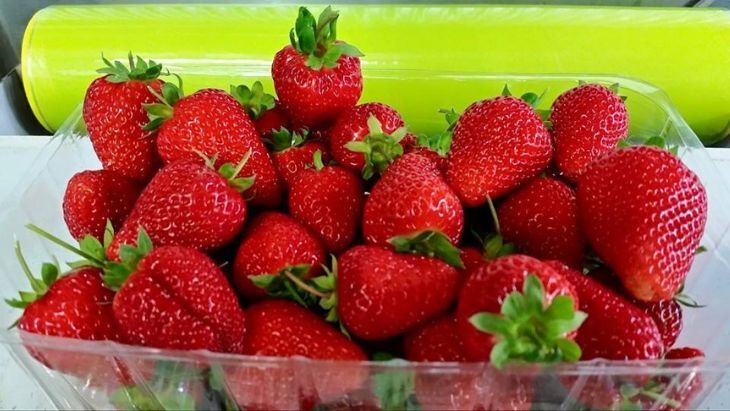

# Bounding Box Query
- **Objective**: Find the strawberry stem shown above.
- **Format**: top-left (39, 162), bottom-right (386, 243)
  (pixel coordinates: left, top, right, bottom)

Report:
top-left (26, 224), bottom-right (106, 267)
top-left (486, 196), bottom-right (501, 235)
top-left (282, 269), bottom-right (329, 299)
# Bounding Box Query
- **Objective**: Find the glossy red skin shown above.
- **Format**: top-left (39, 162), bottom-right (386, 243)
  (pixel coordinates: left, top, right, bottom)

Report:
top-left (113, 246), bottom-right (246, 353)
top-left (577, 146), bottom-right (708, 302)
top-left (338, 245), bottom-right (460, 341)
top-left (328, 102), bottom-right (405, 172)
top-left (272, 141), bottom-right (331, 186)
top-left (550, 84), bottom-right (628, 182)
top-left (405, 146), bottom-right (448, 175)
top-left (549, 261), bottom-right (664, 360)
top-left (404, 315), bottom-right (466, 362)
top-left (665, 346), bottom-right (704, 360)
top-left (272, 46), bottom-right (362, 129)
top-left (363, 153), bottom-right (464, 248)
top-left (62, 170), bottom-right (140, 240)
top-left (497, 177), bottom-right (585, 268)
top-left (288, 165), bottom-right (364, 253)
top-left (156, 88), bottom-right (282, 207)
top-left (255, 104), bottom-right (290, 139)
top-left (107, 161), bottom-right (246, 261)
top-left (233, 212), bottom-right (326, 300)
top-left (83, 77), bottom-right (162, 182)
top-left (456, 255), bottom-right (579, 362)
top-left (446, 96), bottom-right (552, 206)
top-left (460, 246), bottom-right (486, 273)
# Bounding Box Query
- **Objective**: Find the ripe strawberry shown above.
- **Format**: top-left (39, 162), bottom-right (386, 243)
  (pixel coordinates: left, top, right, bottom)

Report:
top-left (230, 81), bottom-right (291, 140)
top-left (233, 211), bottom-right (326, 300)
top-left (460, 246), bottom-right (486, 273)
top-left (62, 169), bottom-right (140, 240)
top-left (150, 87), bottom-right (282, 207)
top-left (363, 153), bottom-right (464, 257)
top-left (333, 245), bottom-right (460, 340)
top-left (256, 105), bottom-right (291, 138)
top-left (548, 261), bottom-right (664, 360)
top-left (267, 128), bottom-right (331, 186)
top-left (83, 54), bottom-right (163, 182)
top-left (107, 160), bottom-right (248, 261)
top-left (550, 83), bottom-right (628, 181)
top-left (577, 145), bottom-right (708, 302)
top-left (404, 315), bottom-right (465, 362)
top-left (288, 151), bottom-right (364, 253)
top-left (112, 244), bottom-right (246, 353)
top-left (272, 6), bottom-right (363, 129)
top-left (457, 255), bottom-right (582, 364)
top-left (497, 177), bottom-right (584, 268)
top-left (403, 109), bottom-right (456, 175)
top-left (446, 96), bottom-right (552, 206)
top-left (665, 347), bottom-right (704, 359)
top-left (329, 102), bottom-right (407, 177)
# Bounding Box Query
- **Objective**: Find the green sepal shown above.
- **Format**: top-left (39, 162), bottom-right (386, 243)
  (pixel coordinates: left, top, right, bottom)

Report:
top-left (103, 227), bottom-right (153, 291)
top-left (312, 256), bottom-right (339, 322)
top-left (311, 149), bottom-right (326, 171)
top-left (5, 241), bottom-right (63, 314)
top-left (345, 115), bottom-right (406, 179)
top-left (520, 89), bottom-right (547, 109)
top-left (501, 84), bottom-right (512, 97)
top-left (414, 109), bottom-right (456, 157)
top-left (143, 74), bottom-right (184, 131)
top-left (371, 358), bottom-right (421, 411)
top-left (674, 284), bottom-right (705, 308)
top-left (289, 6), bottom-right (363, 70)
top-left (388, 230), bottom-right (464, 269)
top-left (97, 52), bottom-right (163, 83)
top-left (469, 274), bottom-right (587, 369)
top-left (696, 245), bottom-right (708, 254)
top-left (481, 233), bottom-right (516, 260)
top-left (216, 150), bottom-right (256, 193)
top-left (267, 127), bottom-right (308, 152)
top-left (250, 264), bottom-right (317, 308)
top-left (613, 379), bottom-right (682, 411)
top-left (206, 364), bottom-right (240, 411)
top-left (25, 224), bottom-right (107, 268)
top-left (230, 81), bottom-right (276, 120)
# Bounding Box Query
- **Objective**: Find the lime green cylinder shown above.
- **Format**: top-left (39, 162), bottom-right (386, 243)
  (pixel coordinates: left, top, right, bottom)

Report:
top-left (22, 4), bottom-right (730, 143)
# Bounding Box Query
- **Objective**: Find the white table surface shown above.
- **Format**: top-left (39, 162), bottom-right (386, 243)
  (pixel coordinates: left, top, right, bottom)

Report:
top-left (0, 136), bottom-right (728, 410)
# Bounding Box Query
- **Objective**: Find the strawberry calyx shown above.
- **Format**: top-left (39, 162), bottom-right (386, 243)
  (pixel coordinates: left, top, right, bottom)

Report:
top-left (389, 230), bottom-right (465, 269)
top-left (230, 81), bottom-right (276, 120)
top-left (502, 84), bottom-right (551, 124)
top-left (267, 127), bottom-right (308, 152)
top-left (103, 229), bottom-right (153, 291)
top-left (143, 74), bottom-right (185, 131)
top-left (197, 149), bottom-right (256, 193)
top-left (614, 379), bottom-right (682, 410)
top-left (345, 115), bottom-right (407, 179)
top-left (97, 52), bottom-right (163, 83)
top-left (4, 241), bottom-right (61, 311)
top-left (469, 274), bottom-right (587, 369)
top-left (674, 284), bottom-right (705, 308)
top-left (475, 196), bottom-right (515, 260)
top-left (289, 6), bottom-right (364, 70)
top-left (412, 108), bottom-right (457, 157)
top-left (311, 149), bottom-right (326, 171)
top-left (250, 264), bottom-right (318, 308)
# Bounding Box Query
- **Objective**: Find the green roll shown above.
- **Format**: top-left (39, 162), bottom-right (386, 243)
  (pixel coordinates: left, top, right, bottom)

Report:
top-left (22, 4), bottom-right (730, 144)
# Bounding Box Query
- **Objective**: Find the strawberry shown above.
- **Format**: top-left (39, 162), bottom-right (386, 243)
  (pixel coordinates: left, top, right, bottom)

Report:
top-left (446, 95), bottom-right (552, 206)
top-left (327, 245), bottom-right (460, 341)
top-left (460, 246), bottom-right (487, 273)
top-left (403, 109), bottom-right (457, 175)
top-left (267, 128), bottom-right (331, 186)
top-left (288, 151), bottom-right (364, 253)
top-left (404, 315), bottom-right (465, 362)
top-left (229, 81), bottom-right (291, 139)
top-left (107, 159), bottom-right (249, 261)
top-left (550, 83), bottom-right (628, 181)
top-left (665, 347), bottom-right (704, 359)
top-left (329, 102), bottom-right (407, 177)
top-left (83, 54), bottom-right (163, 182)
top-left (256, 105), bottom-right (291, 138)
top-left (577, 145), bottom-right (708, 302)
top-left (233, 211), bottom-right (326, 300)
top-left (111, 243), bottom-right (246, 353)
top-left (149, 86), bottom-right (282, 207)
top-left (363, 152), bottom-right (464, 261)
top-left (497, 177), bottom-right (584, 268)
top-left (62, 169), bottom-right (140, 240)
top-left (272, 6), bottom-right (363, 129)
top-left (458, 255), bottom-right (583, 364)
top-left (548, 261), bottom-right (664, 360)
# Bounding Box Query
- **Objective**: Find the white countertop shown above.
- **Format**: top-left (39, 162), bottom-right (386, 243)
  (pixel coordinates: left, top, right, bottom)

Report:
top-left (0, 136), bottom-right (728, 410)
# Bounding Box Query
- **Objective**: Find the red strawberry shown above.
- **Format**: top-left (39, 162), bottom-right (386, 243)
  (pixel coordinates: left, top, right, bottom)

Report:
top-left (497, 177), bottom-right (584, 268)
top-left (112, 245), bottom-right (246, 353)
top-left (404, 315), bottom-right (465, 362)
top-left (457, 255), bottom-right (582, 364)
top-left (83, 54), bottom-right (163, 182)
top-left (334, 245), bottom-right (460, 340)
top-left (268, 128), bottom-right (331, 186)
top-left (329, 102), bottom-right (407, 177)
top-left (151, 87), bottom-right (282, 207)
top-left (230, 81), bottom-right (290, 140)
top-left (577, 145), bottom-right (708, 302)
top-left (550, 83), bottom-right (628, 181)
top-left (446, 96), bottom-right (552, 206)
top-left (403, 109), bottom-right (456, 175)
top-left (288, 151), bottom-right (364, 253)
top-left (62, 169), bottom-right (140, 240)
top-left (233, 211), bottom-right (326, 300)
top-left (665, 347), bottom-right (704, 359)
top-left (272, 6), bottom-right (363, 129)
top-left (460, 246), bottom-right (486, 273)
top-left (363, 153), bottom-right (464, 256)
top-left (657, 347), bottom-right (705, 410)
top-left (548, 261), bottom-right (664, 360)
top-left (107, 160), bottom-right (248, 261)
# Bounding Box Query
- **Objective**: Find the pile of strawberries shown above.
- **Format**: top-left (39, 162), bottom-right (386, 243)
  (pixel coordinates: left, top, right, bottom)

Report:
top-left (7, 5), bottom-right (712, 410)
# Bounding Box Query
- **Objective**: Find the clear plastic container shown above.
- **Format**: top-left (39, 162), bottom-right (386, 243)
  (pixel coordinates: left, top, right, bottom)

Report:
top-left (1, 72), bottom-right (729, 410)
